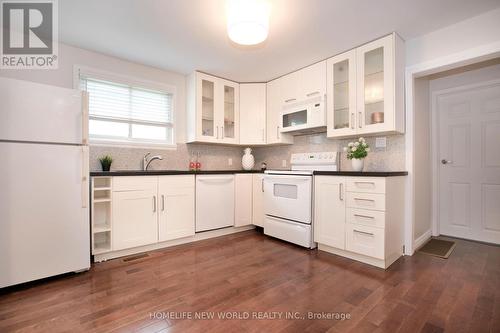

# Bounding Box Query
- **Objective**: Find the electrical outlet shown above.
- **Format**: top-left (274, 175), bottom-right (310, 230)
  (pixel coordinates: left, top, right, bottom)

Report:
top-left (228, 158), bottom-right (233, 166)
top-left (375, 137), bottom-right (387, 149)
top-left (282, 159), bottom-right (287, 167)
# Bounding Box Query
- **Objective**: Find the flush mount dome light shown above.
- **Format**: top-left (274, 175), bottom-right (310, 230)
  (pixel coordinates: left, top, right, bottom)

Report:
top-left (226, 0), bottom-right (271, 45)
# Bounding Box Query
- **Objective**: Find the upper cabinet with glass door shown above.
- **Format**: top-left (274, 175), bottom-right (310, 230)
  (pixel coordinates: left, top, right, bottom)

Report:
top-left (187, 72), bottom-right (239, 144)
top-left (326, 33), bottom-right (405, 138)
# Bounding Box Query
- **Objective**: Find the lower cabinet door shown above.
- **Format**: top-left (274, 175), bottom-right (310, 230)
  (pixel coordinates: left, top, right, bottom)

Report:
top-left (345, 223), bottom-right (384, 259)
top-left (252, 174), bottom-right (265, 227)
top-left (314, 176), bottom-right (346, 249)
top-left (235, 174), bottom-right (253, 227)
top-left (113, 189), bottom-right (158, 250)
top-left (158, 176), bottom-right (195, 242)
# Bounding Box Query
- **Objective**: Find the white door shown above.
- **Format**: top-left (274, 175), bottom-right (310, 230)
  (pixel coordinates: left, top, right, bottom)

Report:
top-left (235, 174), bottom-right (253, 227)
top-left (158, 176), bottom-right (195, 242)
top-left (196, 175), bottom-right (235, 232)
top-left (266, 79), bottom-right (293, 144)
top-left (252, 174), bottom-right (265, 227)
top-left (113, 188), bottom-right (158, 250)
top-left (0, 77), bottom-right (86, 144)
top-left (438, 81), bottom-right (500, 244)
top-left (314, 176), bottom-right (346, 249)
top-left (263, 174), bottom-right (312, 223)
top-left (0, 142), bottom-right (89, 288)
top-left (298, 61), bottom-right (326, 100)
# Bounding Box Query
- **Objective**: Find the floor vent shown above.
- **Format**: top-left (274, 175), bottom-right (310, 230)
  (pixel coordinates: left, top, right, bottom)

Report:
top-left (122, 253), bottom-right (149, 262)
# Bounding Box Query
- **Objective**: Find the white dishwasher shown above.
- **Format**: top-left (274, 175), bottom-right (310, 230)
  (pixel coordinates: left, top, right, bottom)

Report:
top-left (196, 175), bottom-right (235, 232)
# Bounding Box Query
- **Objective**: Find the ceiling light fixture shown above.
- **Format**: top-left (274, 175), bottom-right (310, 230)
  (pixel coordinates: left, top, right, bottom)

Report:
top-left (226, 0), bottom-right (271, 45)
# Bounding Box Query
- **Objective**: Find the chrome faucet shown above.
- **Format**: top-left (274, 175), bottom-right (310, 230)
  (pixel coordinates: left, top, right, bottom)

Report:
top-left (142, 153), bottom-right (163, 171)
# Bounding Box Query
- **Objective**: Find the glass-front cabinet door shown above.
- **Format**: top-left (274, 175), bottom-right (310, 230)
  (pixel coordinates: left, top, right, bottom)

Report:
top-left (197, 73), bottom-right (217, 142)
top-left (326, 49), bottom-right (357, 137)
top-left (219, 79), bottom-right (239, 144)
top-left (356, 34), bottom-right (394, 134)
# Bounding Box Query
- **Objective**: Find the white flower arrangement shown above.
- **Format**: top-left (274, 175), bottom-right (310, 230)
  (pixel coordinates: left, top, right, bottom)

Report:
top-left (343, 137), bottom-right (370, 160)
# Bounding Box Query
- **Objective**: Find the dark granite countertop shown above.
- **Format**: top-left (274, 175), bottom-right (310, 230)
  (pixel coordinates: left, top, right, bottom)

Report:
top-left (90, 170), bottom-right (407, 177)
top-left (312, 171), bottom-right (408, 177)
top-left (90, 169), bottom-right (264, 177)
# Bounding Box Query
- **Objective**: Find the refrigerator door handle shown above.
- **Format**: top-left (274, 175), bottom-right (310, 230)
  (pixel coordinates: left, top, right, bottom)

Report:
top-left (82, 91), bottom-right (89, 145)
top-left (82, 146), bottom-right (89, 208)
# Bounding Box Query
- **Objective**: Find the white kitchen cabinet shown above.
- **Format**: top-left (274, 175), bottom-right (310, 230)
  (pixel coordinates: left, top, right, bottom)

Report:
top-left (266, 78), bottom-right (293, 145)
top-left (314, 175), bottom-right (405, 269)
top-left (112, 177), bottom-right (158, 251)
top-left (240, 83), bottom-right (266, 145)
top-left (252, 174), bottom-right (265, 227)
top-left (196, 175), bottom-right (235, 232)
top-left (298, 61), bottom-right (327, 100)
top-left (314, 176), bottom-right (346, 249)
top-left (158, 175), bottom-right (195, 242)
top-left (235, 174), bottom-right (253, 227)
top-left (187, 72), bottom-right (239, 144)
top-left (326, 33), bottom-right (405, 138)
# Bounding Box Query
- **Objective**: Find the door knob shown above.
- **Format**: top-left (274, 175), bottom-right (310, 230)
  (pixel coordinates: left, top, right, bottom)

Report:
top-left (441, 159), bottom-right (453, 165)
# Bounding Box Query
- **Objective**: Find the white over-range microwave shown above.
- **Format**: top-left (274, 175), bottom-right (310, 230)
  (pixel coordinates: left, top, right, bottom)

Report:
top-left (281, 95), bottom-right (326, 133)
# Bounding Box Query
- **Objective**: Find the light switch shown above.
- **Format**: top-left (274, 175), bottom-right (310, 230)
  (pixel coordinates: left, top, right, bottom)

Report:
top-left (375, 137), bottom-right (387, 149)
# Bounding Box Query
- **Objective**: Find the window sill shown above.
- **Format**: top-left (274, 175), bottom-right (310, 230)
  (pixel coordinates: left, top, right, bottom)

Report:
top-left (90, 139), bottom-right (177, 150)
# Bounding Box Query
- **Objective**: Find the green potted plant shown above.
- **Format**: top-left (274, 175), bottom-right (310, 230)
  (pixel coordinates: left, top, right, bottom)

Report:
top-left (99, 155), bottom-right (113, 172)
top-left (343, 137), bottom-right (370, 171)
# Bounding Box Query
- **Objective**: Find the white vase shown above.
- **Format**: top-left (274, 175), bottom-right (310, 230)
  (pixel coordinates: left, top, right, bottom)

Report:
top-left (242, 148), bottom-right (255, 170)
top-left (351, 158), bottom-right (364, 172)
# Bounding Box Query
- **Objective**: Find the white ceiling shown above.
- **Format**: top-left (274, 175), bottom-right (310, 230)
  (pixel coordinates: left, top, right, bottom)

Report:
top-left (59, 0), bottom-right (500, 82)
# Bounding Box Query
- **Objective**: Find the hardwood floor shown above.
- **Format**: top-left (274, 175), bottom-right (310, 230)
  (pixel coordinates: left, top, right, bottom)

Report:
top-left (1, 230), bottom-right (499, 333)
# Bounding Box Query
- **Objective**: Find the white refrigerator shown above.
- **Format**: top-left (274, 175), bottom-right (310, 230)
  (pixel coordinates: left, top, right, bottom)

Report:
top-left (0, 77), bottom-right (90, 288)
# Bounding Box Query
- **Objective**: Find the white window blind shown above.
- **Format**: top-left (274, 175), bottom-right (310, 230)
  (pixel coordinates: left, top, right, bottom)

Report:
top-left (80, 76), bottom-right (174, 145)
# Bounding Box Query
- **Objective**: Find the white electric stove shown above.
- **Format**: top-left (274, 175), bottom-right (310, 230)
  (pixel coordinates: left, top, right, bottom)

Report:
top-left (263, 152), bottom-right (338, 248)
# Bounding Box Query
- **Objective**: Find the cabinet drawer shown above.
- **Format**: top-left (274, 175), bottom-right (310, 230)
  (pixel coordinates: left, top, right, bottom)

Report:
top-left (347, 208), bottom-right (385, 229)
top-left (346, 178), bottom-right (385, 194)
top-left (346, 224), bottom-right (384, 259)
top-left (113, 176), bottom-right (158, 192)
top-left (347, 192), bottom-right (385, 211)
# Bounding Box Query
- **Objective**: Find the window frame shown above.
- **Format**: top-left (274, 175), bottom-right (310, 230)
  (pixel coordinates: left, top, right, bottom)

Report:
top-left (74, 65), bottom-right (177, 149)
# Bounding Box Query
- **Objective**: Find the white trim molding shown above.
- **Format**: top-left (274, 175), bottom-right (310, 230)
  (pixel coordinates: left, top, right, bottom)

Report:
top-left (414, 230), bottom-right (432, 251)
top-left (404, 40), bottom-right (500, 256)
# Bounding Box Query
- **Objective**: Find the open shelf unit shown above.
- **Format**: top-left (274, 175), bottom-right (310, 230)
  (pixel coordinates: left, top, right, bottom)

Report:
top-left (91, 177), bottom-right (113, 255)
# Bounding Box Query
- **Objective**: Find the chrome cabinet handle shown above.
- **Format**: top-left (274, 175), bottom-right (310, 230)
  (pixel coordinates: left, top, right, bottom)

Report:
top-left (306, 91), bottom-right (319, 97)
top-left (161, 195), bottom-right (165, 211)
top-left (354, 198), bottom-right (375, 202)
top-left (353, 229), bottom-right (374, 236)
top-left (441, 159), bottom-right (453, 165)
top-left (358, 111), bottom-right (362, 128)
top-left (153, 196), bottom-right (156, 212)
top-left (351, 113), bottom-right (355, 129)
top-left (355, 181), bottom-right (375, 185)
top-left (221, 126), bottom-right (224, 139)
top-left (339, 183), bottom-right (344, 201)
top-left (284, 98), bottom-right (296, 103)
top-left (354, 214), bottom-right (375, 219)
top-left (276, 126), bottom-right (279, 139)
top-left (216, 126), bottom-right (219, 139)
top-left (261, 178), bottom-right (264, 192)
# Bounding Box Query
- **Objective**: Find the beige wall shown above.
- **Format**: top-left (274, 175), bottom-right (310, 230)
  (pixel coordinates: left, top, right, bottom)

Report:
top-left (413, 78), bottom-right (431, 241)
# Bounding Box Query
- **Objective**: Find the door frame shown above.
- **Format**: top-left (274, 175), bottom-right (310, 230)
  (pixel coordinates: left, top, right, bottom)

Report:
top-left (430, 78), bottom-right (500, 238)
top-left (404, 41), bottom-right (500, 255)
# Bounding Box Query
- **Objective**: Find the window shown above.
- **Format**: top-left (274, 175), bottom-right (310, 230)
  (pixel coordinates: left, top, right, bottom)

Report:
top-left (79, 74), bottom-right (175, 146)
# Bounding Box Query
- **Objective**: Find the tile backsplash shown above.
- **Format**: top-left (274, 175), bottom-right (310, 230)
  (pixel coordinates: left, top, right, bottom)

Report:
top-left (253, 133), bottom-right (406, 171)
top-left (90, 133), bottom-right (405, 172)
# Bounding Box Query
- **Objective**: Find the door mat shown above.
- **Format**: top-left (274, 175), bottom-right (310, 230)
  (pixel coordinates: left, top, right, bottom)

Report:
top-left (418, 238), bottom-right (456, 259)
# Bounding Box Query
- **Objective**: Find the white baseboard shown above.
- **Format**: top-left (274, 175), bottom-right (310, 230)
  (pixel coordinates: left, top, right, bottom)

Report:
top-left (94, 225), bottom-right (255, 262)
top-left (413, 229), bottom-right (432, 251)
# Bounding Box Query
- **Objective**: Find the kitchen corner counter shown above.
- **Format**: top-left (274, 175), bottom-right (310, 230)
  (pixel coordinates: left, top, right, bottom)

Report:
top-left (312, 171), bottom-right (408, 177)
top-left (90, 170), bottom-right (264, 177)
